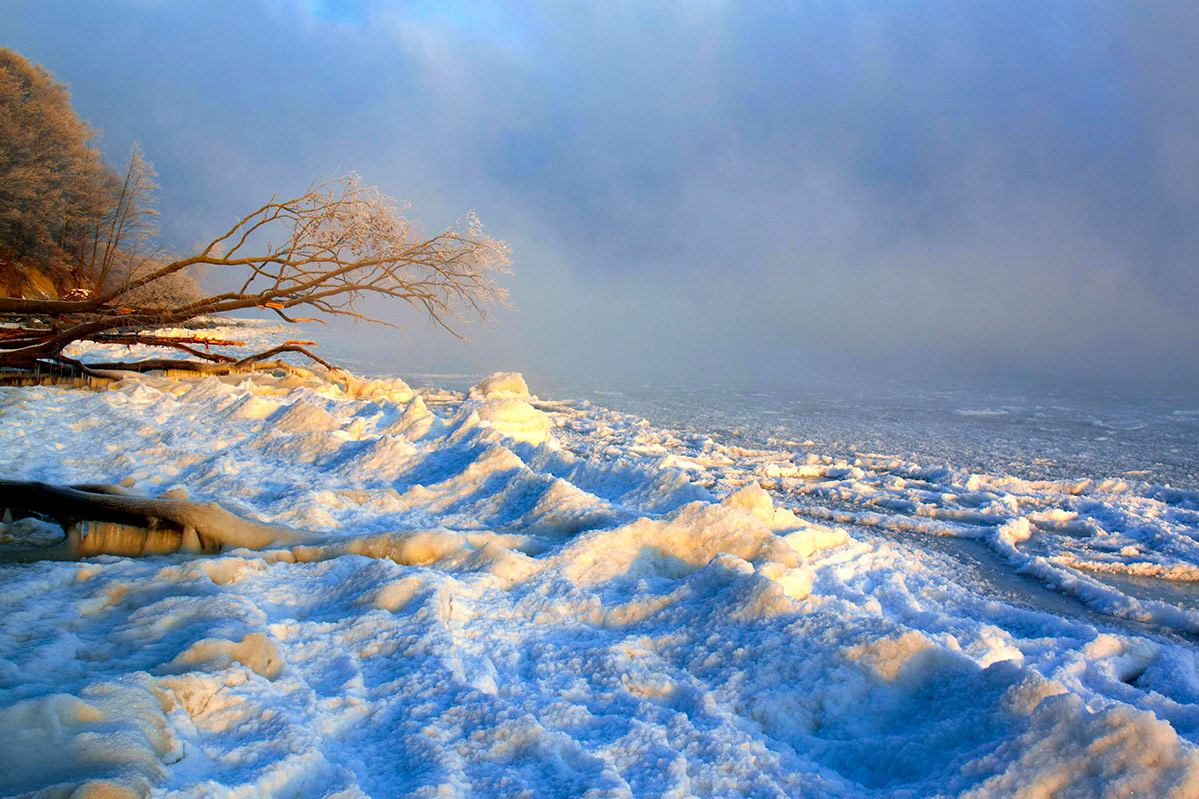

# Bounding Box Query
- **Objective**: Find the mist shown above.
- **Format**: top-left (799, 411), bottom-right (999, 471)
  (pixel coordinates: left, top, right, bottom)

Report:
top-left (5, 0), bottom-right (1198, 385)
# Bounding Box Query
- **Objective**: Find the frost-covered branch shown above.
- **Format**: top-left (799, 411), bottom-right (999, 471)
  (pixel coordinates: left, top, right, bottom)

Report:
top-left (0, 174), bottom-right (511, 375)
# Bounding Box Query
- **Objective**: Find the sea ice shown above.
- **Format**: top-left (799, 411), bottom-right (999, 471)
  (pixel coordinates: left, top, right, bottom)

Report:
top-left (1, 327), bottom-right (1197, 796)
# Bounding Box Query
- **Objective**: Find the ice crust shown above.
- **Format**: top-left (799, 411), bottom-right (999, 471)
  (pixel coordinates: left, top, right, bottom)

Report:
top-left (1, 328), bottom-right (1198, 796)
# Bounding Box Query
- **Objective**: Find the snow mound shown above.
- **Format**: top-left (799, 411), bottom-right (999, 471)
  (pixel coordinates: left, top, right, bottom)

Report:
top-left (963, 693), bottom-right (1199, 798)
top-left (0, 679), bottom-right (172, 798)
top-left (382, 395), bottom-right (447, 440)
top-left (560, 497), bottom-right (806, 586)
top-left (469, 371), bottom-right (531, 400)
top-left (272, 399), bottom-right (342, 433)
top-left (516, 477), bottom-right (628, 536)
top-left (230, 394), bottom-right (282, 421)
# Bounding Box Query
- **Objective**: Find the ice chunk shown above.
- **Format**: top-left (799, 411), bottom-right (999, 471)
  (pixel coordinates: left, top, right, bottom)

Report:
top-left (338, 374), bottom-right (415, 403)
top-left (996, 516), bottom-right (1034, 548)
top-left (783, 525), bottom-right (848, 558)
top-left (162, 631), bottom-right (283, 679)
top-left (561, 499), bottom-right (803, 585)
top-left (723, 483), bottom-right (847, 556)
top-left (468, 371), bottom-right (531, 400)
top-left (0, 515), bottom-right (66, 546)
top-left (475, 398), bottom-right (553, 445)
top-left (723, 482), bottom-right (803, 529)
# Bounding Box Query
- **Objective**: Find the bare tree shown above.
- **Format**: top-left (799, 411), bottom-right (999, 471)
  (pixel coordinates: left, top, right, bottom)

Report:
top-left (0, 174), bottom-right (511, 376)
top-left (85, 142), bottom-right (160, 292)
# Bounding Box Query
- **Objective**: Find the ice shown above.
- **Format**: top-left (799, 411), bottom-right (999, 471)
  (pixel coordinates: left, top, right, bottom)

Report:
top-left (960, 694), bottom-right (1199, 798)
top-left (0, 679), bottom-right (174, 798)
top-left (954, 408), bottom-right (1011, 418)
top-left (471, 397), bottom-right (553, 445)
top-left (2, 345), bottom-right (1199, 796)
top-left (468, 371), bottom-right (532, 400)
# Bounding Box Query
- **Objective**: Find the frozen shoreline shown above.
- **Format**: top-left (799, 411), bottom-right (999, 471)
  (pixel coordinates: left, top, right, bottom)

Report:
top-left (2, 320), bottom-right (1199, 797)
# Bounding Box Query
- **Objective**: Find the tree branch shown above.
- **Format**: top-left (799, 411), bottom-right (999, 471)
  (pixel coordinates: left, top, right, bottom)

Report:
top-left (0, 174), bottom-right (510, 374)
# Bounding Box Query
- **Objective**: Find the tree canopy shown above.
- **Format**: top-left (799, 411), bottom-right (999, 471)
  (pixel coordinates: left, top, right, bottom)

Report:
top-left (0, 48), bottom-right (110, 269)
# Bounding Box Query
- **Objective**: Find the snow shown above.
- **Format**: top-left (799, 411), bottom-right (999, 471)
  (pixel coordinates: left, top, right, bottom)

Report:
top-left (1, 322), bottom-right (1198, 796)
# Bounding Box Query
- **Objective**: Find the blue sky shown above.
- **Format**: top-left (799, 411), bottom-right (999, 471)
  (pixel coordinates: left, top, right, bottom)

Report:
top-left (5, 1), bottom-right (1198, 383)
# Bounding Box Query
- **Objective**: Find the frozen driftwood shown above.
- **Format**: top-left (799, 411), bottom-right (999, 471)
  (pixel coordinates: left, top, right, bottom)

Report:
top-left (0, 479), bottom-right (321, 560)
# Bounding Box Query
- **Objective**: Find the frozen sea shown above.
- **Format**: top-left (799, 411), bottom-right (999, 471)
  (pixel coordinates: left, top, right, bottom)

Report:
top-left (407, 370), bottom-right (1199, 490)
top-left (2, 321), bottom-right (1199, 797)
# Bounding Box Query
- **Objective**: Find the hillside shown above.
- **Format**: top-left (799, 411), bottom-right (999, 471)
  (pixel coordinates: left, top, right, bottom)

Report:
top-left (0, 252), bottom-right (76, 300)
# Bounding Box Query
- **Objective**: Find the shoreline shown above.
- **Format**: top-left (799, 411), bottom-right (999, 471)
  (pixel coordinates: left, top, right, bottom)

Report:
top-left (2, 324), bottom-right (1199, 796)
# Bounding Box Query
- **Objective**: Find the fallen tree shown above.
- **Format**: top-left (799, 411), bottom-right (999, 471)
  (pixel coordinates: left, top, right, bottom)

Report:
top-left (0, 478), bottom-right (480, 566)
top-left (0, 174), bottom-right (510, 377)
top-left (0, 479), bottom-right (322, 561)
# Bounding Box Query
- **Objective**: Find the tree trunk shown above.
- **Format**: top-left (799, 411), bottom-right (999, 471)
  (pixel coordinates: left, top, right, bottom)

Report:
top-left (0, 479), bottom-right (321, 561)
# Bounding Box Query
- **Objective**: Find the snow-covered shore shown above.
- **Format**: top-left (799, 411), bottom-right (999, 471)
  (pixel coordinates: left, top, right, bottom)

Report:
top-left (2, 321), bottom-right (1198, 797)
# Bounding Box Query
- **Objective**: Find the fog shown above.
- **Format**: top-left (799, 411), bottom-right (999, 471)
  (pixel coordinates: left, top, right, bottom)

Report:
top-left (6, 0), bottom-right (1198, 385)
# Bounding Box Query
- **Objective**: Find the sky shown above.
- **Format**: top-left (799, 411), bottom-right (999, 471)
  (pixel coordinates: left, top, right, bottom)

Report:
top-left (4, 0), bottom-right (1198, 386)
